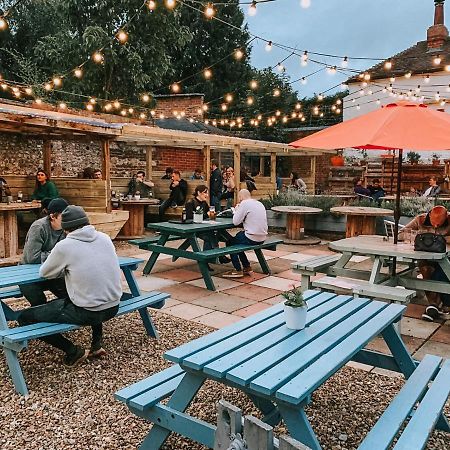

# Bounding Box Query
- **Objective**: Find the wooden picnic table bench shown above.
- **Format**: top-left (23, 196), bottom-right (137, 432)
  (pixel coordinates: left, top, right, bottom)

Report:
top-left (0, 257), bottom-right (170, 396)
top-left (115, 290), bottom-right (448, 450)
top-left (128, 235), bottom-right (181, 250)
top-left (142, 218), bottom-right (283, 291)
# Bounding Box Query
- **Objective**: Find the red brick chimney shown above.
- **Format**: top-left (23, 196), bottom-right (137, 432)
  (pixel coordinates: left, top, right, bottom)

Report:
top-left (427, 0), bottom-right (449, 49)
top-left (153, 94), bottom-right (205, 120)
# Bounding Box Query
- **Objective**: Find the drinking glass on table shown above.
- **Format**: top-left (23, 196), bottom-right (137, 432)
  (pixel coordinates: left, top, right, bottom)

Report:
top-left (208, 205), bottom-right (216, 220)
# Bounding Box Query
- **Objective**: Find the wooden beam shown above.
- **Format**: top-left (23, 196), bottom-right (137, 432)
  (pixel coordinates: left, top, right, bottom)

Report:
top-left (102, 140), bottom-right (111, 213)
top-left (146, 146), bottom-right (154, 181)
top-left (270, 152), bottom-right (276, 190)
top-left (203, 145), bottom-right (211, 184)
top-left (311, 156), bottom-right (316, 194)
top-left (43, 140), bottom-right (51, 176)
top-left (233, 144), bottom-right (241, 203)
top-left (259, 155), bottom-right (265, 176)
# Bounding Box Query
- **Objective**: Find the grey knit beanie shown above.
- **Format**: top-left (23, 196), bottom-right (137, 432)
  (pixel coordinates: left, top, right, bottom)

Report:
top-left (61, 205), bottom-right (90, 230)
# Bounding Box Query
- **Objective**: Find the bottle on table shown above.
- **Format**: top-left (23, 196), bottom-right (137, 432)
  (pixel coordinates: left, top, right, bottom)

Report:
top-left (181, 207), bottom-right (187, 223)
top-left (17, 191), bottom-right (23, 202)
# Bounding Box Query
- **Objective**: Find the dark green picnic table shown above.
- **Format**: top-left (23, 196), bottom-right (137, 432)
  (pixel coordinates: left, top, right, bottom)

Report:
top-left (142, 218), bottom-right (282, 291)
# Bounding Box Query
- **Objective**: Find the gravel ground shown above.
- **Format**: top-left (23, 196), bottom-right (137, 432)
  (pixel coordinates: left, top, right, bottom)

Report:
top-left (0, 309), bottom-right (448, 450)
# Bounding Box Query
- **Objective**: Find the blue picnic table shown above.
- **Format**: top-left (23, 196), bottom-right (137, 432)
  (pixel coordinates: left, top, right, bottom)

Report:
top-left (115, 289), bottom-right (445, 450)
top-left (0, 257), bottom-right (169, 396)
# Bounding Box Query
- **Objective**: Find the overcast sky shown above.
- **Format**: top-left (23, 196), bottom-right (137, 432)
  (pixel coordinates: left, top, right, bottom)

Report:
top-left (243, 0), bottom-right (438, 98)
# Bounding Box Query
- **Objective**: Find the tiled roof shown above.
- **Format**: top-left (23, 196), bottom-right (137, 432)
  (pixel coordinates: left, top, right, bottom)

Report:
top-left (347, 38), bottom-right (450, 83)
top-left (155, 117), bottom-right (230, 135)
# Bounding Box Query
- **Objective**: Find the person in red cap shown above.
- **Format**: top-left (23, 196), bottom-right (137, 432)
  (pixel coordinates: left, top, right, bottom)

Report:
top-left (401, 205), bottom-right (450, 321)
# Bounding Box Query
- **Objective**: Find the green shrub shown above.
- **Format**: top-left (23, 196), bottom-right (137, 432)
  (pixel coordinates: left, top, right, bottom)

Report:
top-left (260, 191), bottom-right (339, 213)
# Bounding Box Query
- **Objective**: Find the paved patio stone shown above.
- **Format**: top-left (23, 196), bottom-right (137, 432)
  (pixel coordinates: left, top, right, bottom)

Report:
top-left (190, 293), bottom-right (255, 313)
top-left (349, 255), bottom-right (371, 263)
top-left (234, 302), bottom-right (272, 317)
top-left (193, 311), bottom-right (243, 328)
top-left (253, 258), bottom-right (293, 274)
top-left (159, 298), bottom-right (182, 310)
top-left (251, 276), bottom-right (300, 291)
top-left (400, 317), bottom-right (440, 339)
top-left (246, 252), bottom-right (278, 262)
top-left (371, 367), bottom-right (404, 379)
top-left (262, 249), bottom-right (294, 257)
top-left (162, 303), bottom-right (213, 320)
top-left (365, 335), bottom-right (425, 355)
top-left (137, 275), bottom-right (180, 291)
top-left (413, 340), bottom-right (450, 360)
top-left (187, 276), bottom-right (243, 291)
top-left (154, 268), bottom-right (202, 282)
top-left (429, 324), bottom-right (450, 344)
top-left (159, 283), bottom-right (213, 302)
top-left (276, 270), bottom-right (302, 281)
top-left (345, 361), bottom-right (373, 372)
top-left (223, 284), bottom-right (281, 301)
top-left (280, 253), bottom-right (315, 262)
top-left (404, 303), bottom-right (426, 319)
top-left (263, 295), bottom-right (285, 305)
top-left (228, 271), bottom-right (268, 283)
top-left (301, 248), bottom-right (334, 256)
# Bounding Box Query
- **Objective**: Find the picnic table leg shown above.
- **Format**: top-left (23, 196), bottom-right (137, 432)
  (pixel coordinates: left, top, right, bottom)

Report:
top-left (3, 347), bottom-right (29, 396)
top-left (138, 372), bottom-right (206, 450)
top-left (277, 404), bottom-right (322, 450)
top-left (172, 239), bottom-right (192, 262)
top-left (143, 233), bottom-right (171, 275)
top-left (189, 237), bottom-right (216, 291)
top-left (382, 323), bottom-right (450, 432)
top-left (247, 394), bottom-right (281, 427)
top-left (122, 266), bottom-right (159, 339)
top-left (254, 249), bottom-right (271, 275)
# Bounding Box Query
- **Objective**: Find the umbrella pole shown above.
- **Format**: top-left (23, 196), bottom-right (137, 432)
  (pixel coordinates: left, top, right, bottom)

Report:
top-left (390, 151), bottom-right (395, 195)
top-left (391, 149), bottom-right (403, 277)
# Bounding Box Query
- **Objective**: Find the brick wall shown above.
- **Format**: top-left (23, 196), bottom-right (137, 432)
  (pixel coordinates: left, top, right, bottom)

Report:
top-left (154, 94), bottom-right (204, 119)
top-left (154, 147), bottom-right (204, 174)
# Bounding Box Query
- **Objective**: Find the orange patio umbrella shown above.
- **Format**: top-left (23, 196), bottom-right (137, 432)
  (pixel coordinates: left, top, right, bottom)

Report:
top-left (290, 101), bottom-right (450, 243)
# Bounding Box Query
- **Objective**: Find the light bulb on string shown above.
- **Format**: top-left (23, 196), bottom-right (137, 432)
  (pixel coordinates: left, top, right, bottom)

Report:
top-left (203, 68), bottom-right (212, 79)
top-left (340, 57), bottom-right (348, 68)
top-left (389, 77), bottom-right (395, 82)
top-left (363, 73), bottom-right (371, 81)
top-left (248, 0), bottom-right (257, 16)
top-left (92, 51), bottom-right (104, 63)
top-left (250, 79), bottom-right (258, 89)
top-left (282, 116), bottom-right (288, 123)
top-left (171, 83), bottom-right (181, 93)
top-left (148, 0), bottom-right (156, 11)
top-left (221, 103), bottom-right (227, 111)
top-left (404, 72), bottom-right (412, 79)
top-left (0, 17), bottom-right (7, 30)
top-left (301, 51), bottom-right (308, 66)
top-left (86, 104), bottom-right (94, 111)
top-left (300, 0), bottom-right (311, 9)
top-left (376, 99), bottom-right (381, 105)
top-left (246, 96), bottom-right (254, 105)
top-left (336, 108), bottom-right (341, 114)
top-left (446, 65), bottom-right (450, 72)
top-left (327, 66), bottom-right (337, 75)
top-left (204, 3), bottom-right (215, 18)
top-left (435, 92), bottom-right (441, 101)
top-left (301, 116), bottom-right (306, 122)
top-left (165, 0), bottom-right (176, 9)
top-left (446, 84), bottom-right (450, 92)
top-left (384, 60), bottom-right (393, 70)
top-left (275, 110), bottom-right (281, 116)
top-left (424, 75), bottom-right (430, 83)
top-left (89, 97), bottom-right (96, 104)
top-left (202, 104), bottom-right (208, 111)
top-left (225, 93), bottom-right (233, 103)
top-left (317, 93), bottom-right (324, 101)
top-left (44, 83), bottom-right (52, 91)
top-left (273, 88), bottom-right (281, 97)
top-left (356, 105), bottom-right (361, 110)
top-left (25, 87), bottom-right (33, 95)
top-left (59, 103), bottom-right (67, 110)
top-left (277, 63), bottom-right (284, 72)
top-left (113, 101), bottom-right (121, 109)
top-left (265, 41), bottom-right (273, 52)
top-left (128, 108), bottom-right (134, 114)
top-left (35, 99), bottom-right (42, 105)
top-left (140, 113), bottom-right (147, 119)
top-left (300, 77), bottom-right (307, 85)
top-left (234, 49), bottom-right (244, 60)
top-left (295, 103), bottom-right (302, 110)
top-left (120, 109), bottom-right (127, 116)
top-left (105, 103), bottom-right (112, 111)
top-left (52, 77), bottom-right (62, 87)
top-left (433, 54), bottom-right (442, 65)
top-left (116, 30), bottom-right (128, 44)
top-left (74, 67), bottom-right (83, 78)
top-left (336, 99), bottom-right (342, 105)
top-left (415, 85), bottom-right (421, 93)
top-left (142, 93), bottom-right (150, 103)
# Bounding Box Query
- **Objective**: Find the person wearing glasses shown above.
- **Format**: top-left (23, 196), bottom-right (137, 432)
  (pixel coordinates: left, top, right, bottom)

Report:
top-left (31, 169), bottom-right (59, 201)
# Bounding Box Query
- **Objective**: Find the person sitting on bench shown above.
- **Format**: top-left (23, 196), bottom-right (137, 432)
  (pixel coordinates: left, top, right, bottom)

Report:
top-left (159, 170), bottom-right (188, 220)
top-left (223, 189), bottom-right (268, 278)
top-left (20, 198), bottom-right (69, 306)
top-left (18, 205), bottom-right (123, 367)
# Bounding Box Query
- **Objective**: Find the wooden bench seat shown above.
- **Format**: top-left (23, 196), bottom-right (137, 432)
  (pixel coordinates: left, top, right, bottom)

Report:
top-left (312, 276), bottom-right (415, 304)
top-left (115, 364), bottom-right (184, 411)
top-left (0, 287), bottom-right (22, 300)
top-left (358, 354), bottom-right (450, 450)
top-left (128, 235), bottom-right (181, 250)
top-left (292, 254), bottom-right (342, 292)
top-left (0, 291), bottom-right (169, 396)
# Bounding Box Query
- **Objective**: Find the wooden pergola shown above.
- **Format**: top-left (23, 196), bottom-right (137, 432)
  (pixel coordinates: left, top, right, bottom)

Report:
top-left (0, 101), bottom-right (333, 208)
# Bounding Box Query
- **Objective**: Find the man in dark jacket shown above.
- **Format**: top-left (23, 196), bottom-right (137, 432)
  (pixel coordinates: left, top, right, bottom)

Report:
top-left (210, 160), bottom-right (223, 211)
top-left (159, 170), bottom-right (188, 220)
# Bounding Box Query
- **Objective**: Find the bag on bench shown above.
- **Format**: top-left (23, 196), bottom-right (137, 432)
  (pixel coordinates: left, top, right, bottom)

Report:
top-left (414, 233), bottom-right (446, 253)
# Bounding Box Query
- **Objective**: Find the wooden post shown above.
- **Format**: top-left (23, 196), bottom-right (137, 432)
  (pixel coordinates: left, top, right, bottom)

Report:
top-left (259, 154), bottom-right (265, 176)
top-left (43, 140), bottom-right (51, 176)
top-left (146, 146), bottom-right (154, 180)
top-left (101, 140), bottom-right (111, 213)
top-left (270, 152), bottom-right (277, 194)
top-left (233, 144), bottom-right (241, 203)
top-left (203, 145), bottom-right (211, 183)
top-left (310, 156), bottom-right (316, 194)
top-left (214, 400), bottom-right (242, 450)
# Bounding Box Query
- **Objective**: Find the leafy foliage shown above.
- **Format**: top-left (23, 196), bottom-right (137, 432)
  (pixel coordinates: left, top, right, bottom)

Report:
top-left (282, 286), bottom-right (306, 308)
top-left (260, 191), bottom-right (339, 213)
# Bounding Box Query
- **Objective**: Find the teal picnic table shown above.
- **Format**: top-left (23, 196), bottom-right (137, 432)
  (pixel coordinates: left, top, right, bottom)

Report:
top-left (116, 290), bottom-right (449, 449)
top-left (143, 218), bottom-right (281, 291)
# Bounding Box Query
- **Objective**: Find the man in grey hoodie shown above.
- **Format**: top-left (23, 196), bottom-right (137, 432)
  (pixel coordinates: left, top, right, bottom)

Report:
top-left (20, 198), bottom-right (69, 306)
top-left (18, 205), bottom-right (123, 366)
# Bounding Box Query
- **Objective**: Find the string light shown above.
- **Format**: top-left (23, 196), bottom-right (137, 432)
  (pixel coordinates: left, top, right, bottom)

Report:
top-left (44, 83), bottom-right (52, 91)
top-left (59, 102), bottom-right (67, 110)
top-left (277, 63), bottom-right (285, 72)
top-left (265, 40), bottom-right (273, 52)
top-left (171, 83), bottom-right (180, 93)
top-left (165, 0), bottom-right (176, 9)
top-left (147, 0), bottom-right (156, 11)
top-left (301, 51), bottom-right (308, 66)
top-left (204, 3), bottom-right (215, 18)
top-left (248, 0), bottom-right (257, 16)
top-left (24, 87), bottom-right (33, 95)
top-left (246, 96), bottom-right (254, 105)
top-left (105, 103), bottom-right (112, 111)
top-left (433, 54), bottom-right (442, 65)
top-left (300, 0), bottom-right (311, 9)
top-left (140, 113), bottom-right (147, 119)
top-left (141, 93), bottom-right (150, 102)
top-left (249, 80), bottom-right (258, 89)
top-left (74, 68), bottom-right (83, 78)
top-left (86, 103), bottom-right (94, 111)
top-left (89, 97), bottom-right (96, 104)
top-left (300, 77), bottom-right (307, 85)
top-left (113, 101), bottom-right (121, 109)
top-left (295, 103), bottom-right (302, 109)
top-left (203, 68), bottom-right (212, 79)
top-left (52, 77), bottom-right (62, 87)
top-left (384, 60), bottom-right (393, 70)
top-left (0, 17), bottom-right (8, 30)
top-left (202, 104), bottom-right (208, 111)
top-left (92, 52), bottom-right (104, 63)
top-left (116, 30), bottom-right (128, 44)
top-left (273, 88), bottom-right (280, 97)
top-left (404, 72), bottom-right (412, 79)
top-left (341, 57), bottom-right (348, 68)
top-left (389, 77), bottom-right (395, 82)
top-left (221, 103), bottom-right (227, 111)
top-left (445, 65), bottom-right (450, 72)
top-left (234, 49), bottom-right (244, 60)
top-left (225, 93), bottom-right (233, 103)
top-left (327, 66), bottom-right (337, 75)
top-left (424, 75), bottom-right (430, 83)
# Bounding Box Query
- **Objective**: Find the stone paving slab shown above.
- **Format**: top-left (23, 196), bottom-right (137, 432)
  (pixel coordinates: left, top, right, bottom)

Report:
top-left (162, 303), bottom-right (213, 320)
top-left (251, 276), bottom-right (300, 291)
top-left (190, 293), bottom-right (256, 313)
top-left (222, 284), bottom-right (281, 301)
top-left (400, 317), bottom-right (441, 340)
top-left (365, 335), bottom-right (425, 355)
top-left (280, 253), bottom-right (316, 262)
top-left (430, 323), bottom-right (450, 344)
top-left (234, 302), bottom-right (272, 318)
top-left (137, 275), bottom-right (180, 291)
top-left (159, 283), bottom-right (214, 302)
top-left (187, 276), bottom-right (243, 291)
top-left (276, 270), bottom-right (302, 281)
top-left (413, 340), bottom-right (450, 360)
top-left (192, 310), bottom-right (243, 328)
top-left (153, 268), bottom-right (202, 282)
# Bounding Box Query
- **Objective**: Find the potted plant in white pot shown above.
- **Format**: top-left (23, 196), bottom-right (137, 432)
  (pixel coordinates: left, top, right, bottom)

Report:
top-left (193, 206), bottom-right (204, 223)
top-left (282, 286), bottom-right (307, 330)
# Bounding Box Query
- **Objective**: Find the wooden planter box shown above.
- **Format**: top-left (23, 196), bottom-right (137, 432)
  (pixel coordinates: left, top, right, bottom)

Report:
top-left (86, 210), bottom-right (129, 239)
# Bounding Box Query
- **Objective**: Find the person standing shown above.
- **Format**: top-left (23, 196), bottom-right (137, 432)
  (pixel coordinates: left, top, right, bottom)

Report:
top-left (18, 205), bottom-right (123, 366)
top-left (31, 169), bottom-right (59, 201)
top-left (20, 198), bottom-right (69, 306)
top-left (159, 170), bottom-right (188, 220)
top-left (210, 160), bottom-right (223, 211)
top-left (0, 176), bottom-right (11, 202)
top-left (223, 189), bottom-right (268, 278)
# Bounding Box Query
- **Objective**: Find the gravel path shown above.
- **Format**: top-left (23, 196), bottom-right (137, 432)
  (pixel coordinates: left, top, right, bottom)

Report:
top-left (0, 310), bottom-right (448, 450)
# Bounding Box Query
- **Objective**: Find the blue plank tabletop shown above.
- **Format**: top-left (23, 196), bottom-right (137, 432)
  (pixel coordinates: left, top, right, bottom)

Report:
top-left (164, 290), bottom-right (406, 406)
